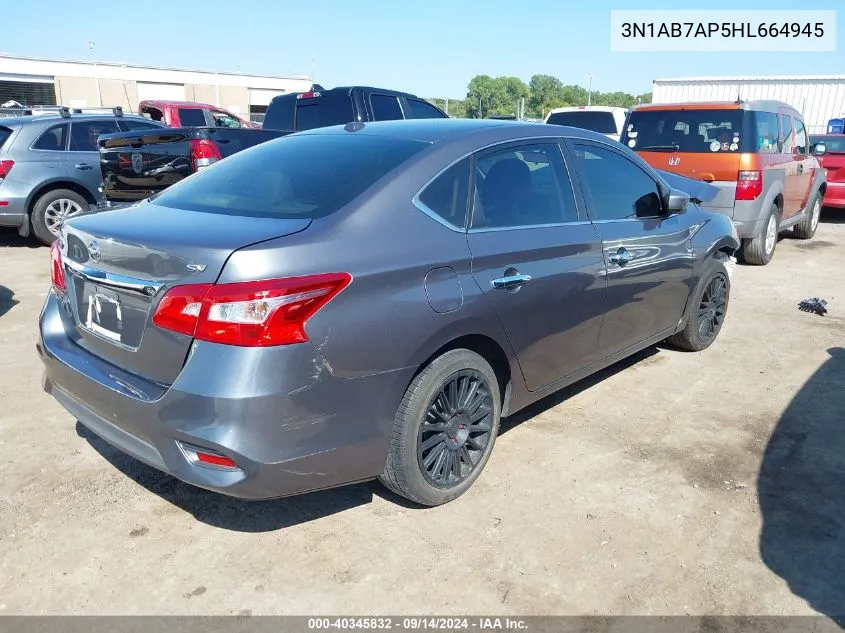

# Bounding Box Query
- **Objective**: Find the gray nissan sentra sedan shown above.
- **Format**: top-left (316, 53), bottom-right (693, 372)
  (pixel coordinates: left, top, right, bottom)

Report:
top-left (37, 118), bottom-right (739, 506)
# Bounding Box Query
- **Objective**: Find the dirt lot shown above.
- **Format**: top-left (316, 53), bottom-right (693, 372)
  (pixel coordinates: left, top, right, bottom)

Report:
top-left (0, 215), bottom-right (844, 618)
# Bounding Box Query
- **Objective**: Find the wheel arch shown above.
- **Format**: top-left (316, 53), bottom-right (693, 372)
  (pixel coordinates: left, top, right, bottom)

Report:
top-left (412, 333), bottom-right (515, 417)
top-left (26, 179), bottom-right (97, 215)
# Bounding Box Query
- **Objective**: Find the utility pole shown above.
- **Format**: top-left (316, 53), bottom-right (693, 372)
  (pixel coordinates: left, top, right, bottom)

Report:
top-left (88, 41), bottom-right (102, 107)
top-left (445, 98), bottom-right (449, 115)
top-left (587, 72), bottom-right (593, 107)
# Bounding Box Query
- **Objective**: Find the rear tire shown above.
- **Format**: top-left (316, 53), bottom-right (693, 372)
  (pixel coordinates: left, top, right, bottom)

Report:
top-left (667, 266), bottom-right (730, 352)
top-left (379, 349), bottom-right (501, 507)
top-left (792, 190), bottom-right (822, 240)
top-left (31, 189), bottom-right (89, 245)
top-left (742, 203), bottom-right (779, 266)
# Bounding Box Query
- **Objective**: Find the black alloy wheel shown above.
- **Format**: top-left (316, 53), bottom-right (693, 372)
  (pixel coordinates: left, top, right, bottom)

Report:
top-left (696, 272), bottom-right (728, 344)
top-left (416, 369), bottom-right (494, 489)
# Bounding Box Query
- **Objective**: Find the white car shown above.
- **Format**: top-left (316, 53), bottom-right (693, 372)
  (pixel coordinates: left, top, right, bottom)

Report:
top-left (544, 106), bottom-right (628, 142)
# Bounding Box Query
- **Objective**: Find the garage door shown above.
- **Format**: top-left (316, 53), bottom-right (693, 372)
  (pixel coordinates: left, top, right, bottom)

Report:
top-left (136, 82), bottom-right (185, 102)
top-left (249, 88), bottom-right (288, 107)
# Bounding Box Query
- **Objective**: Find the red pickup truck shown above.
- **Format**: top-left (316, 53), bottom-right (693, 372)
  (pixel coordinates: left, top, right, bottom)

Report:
top-left (138, 100), bottom-right (260, 129)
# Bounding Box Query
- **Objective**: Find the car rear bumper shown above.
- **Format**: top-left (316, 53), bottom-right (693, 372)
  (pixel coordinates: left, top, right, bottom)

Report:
top-left (0, 186), bottom-right (27, 228)
top-left (822, 182), bottom-right (845, 208)
top-left (37, 291), bottom-right (413, 500)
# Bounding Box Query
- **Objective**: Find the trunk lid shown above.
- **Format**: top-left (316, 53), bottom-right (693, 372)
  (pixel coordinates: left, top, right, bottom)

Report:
top-left (59, 201), bottom-right (311, 384)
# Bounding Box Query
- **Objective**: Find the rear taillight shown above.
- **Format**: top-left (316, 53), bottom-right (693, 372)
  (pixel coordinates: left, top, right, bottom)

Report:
top-left (152, 273), bottom-right (352, 347)
top-left (0, 159), bottom-right (14, 179)
top-left (736, 170), bottom-right (762, 201)
top-left (189, 139), bottom-right (222, 171)
top-left (50, 241), bottom-right (66, 292)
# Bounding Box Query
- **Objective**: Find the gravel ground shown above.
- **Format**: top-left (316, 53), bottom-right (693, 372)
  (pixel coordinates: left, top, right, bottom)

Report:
top-left (0, 214), bottom-right (843, 618)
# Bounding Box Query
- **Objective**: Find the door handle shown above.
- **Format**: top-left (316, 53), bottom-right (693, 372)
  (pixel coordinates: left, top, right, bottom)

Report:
top-left (798, 163), bottom-right (804, 174)
top-left (491, 273), bottom-right (532, 290)
top-left (608, 247), bottom-right (631, 266)
top-left (75, 163), bottom-right (93, 170)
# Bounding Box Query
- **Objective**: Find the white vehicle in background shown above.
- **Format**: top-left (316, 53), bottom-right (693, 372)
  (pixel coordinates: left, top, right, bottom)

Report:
top-left (544, 106), bottom-right (628, 142)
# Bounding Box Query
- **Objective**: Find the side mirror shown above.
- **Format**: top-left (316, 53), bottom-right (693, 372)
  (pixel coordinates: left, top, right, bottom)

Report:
top-left (813, 143), bottom-right (827, 156)
top-left (666, 188), bottom-right (690, 214)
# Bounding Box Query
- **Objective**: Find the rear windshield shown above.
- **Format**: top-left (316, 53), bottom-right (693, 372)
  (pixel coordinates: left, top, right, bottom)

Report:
top-left (546, 111), bottom-right (618, 134)
top-left (151, 133), bottom-right (429, 219)
top-left (811, 135), bottom-right (845, 154)
top-left (178, 108), bottom-right (208, 127)
top-left (622, 109), bottom-right (771, 153)
top-left (0, 126), bottom-right (10, 149)
top-left (293, 93), bottom-right (355, 131)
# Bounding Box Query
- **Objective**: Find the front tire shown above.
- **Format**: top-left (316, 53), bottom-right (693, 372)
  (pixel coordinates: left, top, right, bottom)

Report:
top-left (31, 189), bottom-right (89, 245)
top-left (380, 349), bottom-right (501, 506)
top-left (668, 266), bottom-right (730, 352)
top-left (792, 190), bottom-right (822, 240)
top-left (742, 203), bottom-right (779, 266)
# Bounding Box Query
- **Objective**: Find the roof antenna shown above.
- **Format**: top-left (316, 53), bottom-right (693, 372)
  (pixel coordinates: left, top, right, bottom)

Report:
top-left (735, 86), bottom-right (742, 104)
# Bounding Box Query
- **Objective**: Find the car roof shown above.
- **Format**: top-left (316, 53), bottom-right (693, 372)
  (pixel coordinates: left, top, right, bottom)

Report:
top-left (139, 100), bottom-right (220, 109)
top-left (0, 113), bottom-right (158, 128)
top-left (294, 117), bottom-right (614, 145)
top-left (631, 100), bottom-right (800, 114)
top-left (547, 106), bottom-right (628, 114)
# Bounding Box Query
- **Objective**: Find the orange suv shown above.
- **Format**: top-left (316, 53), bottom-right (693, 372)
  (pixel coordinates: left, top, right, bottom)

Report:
top-left (621, 100), bottom-right (827, 265)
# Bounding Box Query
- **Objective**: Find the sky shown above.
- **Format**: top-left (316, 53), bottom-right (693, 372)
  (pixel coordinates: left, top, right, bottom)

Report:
top-left (2, 0), bottom-right (843, 99)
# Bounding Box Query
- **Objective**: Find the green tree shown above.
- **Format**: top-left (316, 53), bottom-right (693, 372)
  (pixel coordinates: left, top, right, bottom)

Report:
top-left (465, 75), bottom-right (510, 118)
top-left (527, 74), bottom-right (563, 118)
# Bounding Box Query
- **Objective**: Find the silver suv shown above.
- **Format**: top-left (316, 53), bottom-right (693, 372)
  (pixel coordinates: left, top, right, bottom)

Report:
top-left (0, 108), bottom-right (164, 244)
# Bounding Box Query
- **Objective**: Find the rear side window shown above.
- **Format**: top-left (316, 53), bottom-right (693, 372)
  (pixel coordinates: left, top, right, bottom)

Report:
top-left (751, 111), bottom-right (779, 154)
top-left (178, 108), bottom-right (208, 127)
top-left (546, 111), bottom-right (617, 134)
top-left (151, 134), bottom-right (429, 219)
top-left (417, 157), bottom-right (470, 228)
top-left (370, 94), bottom-right (404, 121)
top-left (0, 126), bottom-right (11, 149)
top-left (293, 93), bottom-right (355, 131)
top-left (32, 123), bottom-right (68, 151)
top-left (407, 99), bottom-right (446, 119)
top-left (623, 109), bottom-right (745, 153)
top-left (780, 115), bottom-right (794, 153)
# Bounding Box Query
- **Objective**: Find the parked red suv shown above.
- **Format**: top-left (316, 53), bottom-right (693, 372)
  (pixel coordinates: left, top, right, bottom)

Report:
top-left (810, 134), bottom-right (845, 208)
top-left (138, 100), bottom-right (260, 129)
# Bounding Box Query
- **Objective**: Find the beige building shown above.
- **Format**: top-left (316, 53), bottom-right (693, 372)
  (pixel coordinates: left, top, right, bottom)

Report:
top-left (0, 54), bottom-right (313, 122)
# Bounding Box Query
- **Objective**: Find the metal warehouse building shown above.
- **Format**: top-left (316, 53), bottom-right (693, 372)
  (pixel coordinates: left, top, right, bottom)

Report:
top-left (0, 54), bottom-right (312, 122)
top-left (652, 75), bottom-right (845, 134)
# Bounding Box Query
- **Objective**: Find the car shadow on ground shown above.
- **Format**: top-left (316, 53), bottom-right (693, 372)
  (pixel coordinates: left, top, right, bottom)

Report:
top-left (0, 285), bottom-right (18, 318)
top-left (77, 422), bottom-right (377, 532)
top-left (0, 230), bottom-right (41, 248)
top-left (76, 346), bottom-right (664, 529)
top-left (759, 346), bottom-right (845, 627)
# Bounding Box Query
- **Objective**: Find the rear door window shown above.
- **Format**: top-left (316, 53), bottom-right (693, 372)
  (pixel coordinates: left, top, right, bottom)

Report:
top-left (794, 119), bottom-right (808, 155)
top-left (780, 114), bottom-right (794, 153)
top-left (151, 134), bottom-right (429, 219)
top-left (370, 94), bottom-right (404, 121)
top-left (69, 120), bottom-right (119, 151)
top-left (32, 123), bottom-right (68, 151)
top-left (177, 108), bottom-right (209, 127)
top-left (546, 111), bottom-right (617, 134)
top-left (623, 109), bottom-right (745, 153)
